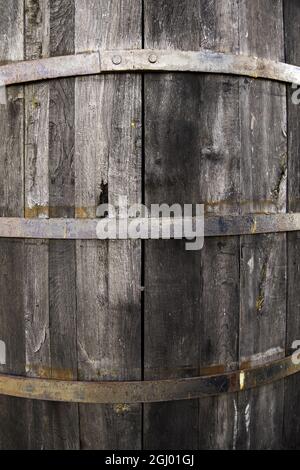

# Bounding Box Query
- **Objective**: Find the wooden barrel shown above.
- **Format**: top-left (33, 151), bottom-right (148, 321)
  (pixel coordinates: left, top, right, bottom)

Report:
top-left (0, 0), bottom-right (299, 450)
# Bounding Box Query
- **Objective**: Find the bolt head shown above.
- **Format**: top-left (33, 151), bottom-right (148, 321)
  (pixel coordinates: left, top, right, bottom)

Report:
top-left (112, 55), bottom-right (122, 65)
top-left (148, 54), bottom-right (158, 64)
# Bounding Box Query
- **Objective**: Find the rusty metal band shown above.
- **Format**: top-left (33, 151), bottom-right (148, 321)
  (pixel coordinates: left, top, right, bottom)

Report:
top-left (0, 355), bottom-right (298, 404)
top-left (0, 213), bottom-right (299, 240)
top-left (0, 49), bottom-right (300, 86)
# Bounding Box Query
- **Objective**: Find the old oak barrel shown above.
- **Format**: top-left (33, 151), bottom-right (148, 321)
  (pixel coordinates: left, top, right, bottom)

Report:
top-left (0, 0), bottom-right (300, 450)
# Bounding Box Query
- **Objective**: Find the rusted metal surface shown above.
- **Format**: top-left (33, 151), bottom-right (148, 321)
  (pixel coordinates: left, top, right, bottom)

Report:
top-left (205, 213), bottom-right (300, 237)
top-left (0, 355), bottom-right (298, 404)
top-left (0, 49), bottom-right (300, 86)
top-left (0, 217), bottom-right (201, 239)
top-left (0, 52), bottom-right (100, 85)
top-left (0, 213), bottom-right (299, 240)
top-left (103, 49), bottom-right (300, 85)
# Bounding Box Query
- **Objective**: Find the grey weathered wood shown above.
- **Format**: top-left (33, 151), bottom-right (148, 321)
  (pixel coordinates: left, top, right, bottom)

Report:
top-left (237, 0), bottom-right (287, 450)
top-left (24, 0), bottom-right (53, 450)
top-left (0, 0), bottom-right (27, 449)
top-left (144, 1), bottom-right (199, 449)
top-left (47, 0), bottom-right (79, 449)
top-left (75, 0), bottom-right (142, 450)
top-left (23, 241), bottom-right (51, 449)
top-left (283, 0), bottom-right (300, 450)
top-left (25, 0), bottom-right (50, 220)
top-left (191, 0), bottom-right (240, 451)
top-left (24, 0), bottom-right (79, 450)
top-left (0, 0), bottom-right (298, 451)
top-left (144, 0), bottom-right (240, 450)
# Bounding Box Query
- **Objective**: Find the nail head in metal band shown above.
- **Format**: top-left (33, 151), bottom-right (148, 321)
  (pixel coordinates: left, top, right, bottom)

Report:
top-left (0, 213), bottom-right (299, 240)
top-left (0, 355), bottom-right (298, 404)
top-left (0, 49), bottom-right (300, 86)
top-left (148, 53), bottom-right (158, 64)
top-left (112, 54), bottom-right (122, 65)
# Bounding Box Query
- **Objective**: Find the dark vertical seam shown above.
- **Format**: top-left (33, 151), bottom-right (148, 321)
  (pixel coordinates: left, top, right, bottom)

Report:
top-left (197, 79), bottom-right (202, 451)
top-left (74, 110), bottom-right (81, 450)
top-left (73, 62), bottom-right (81, 452)
top-left (141, 0), bottom-right (145, 452)
top-left (23, 0), bottom-right (26, 218)
top-left (71, 0), bottom-right (81, 450)
top-left (23, 0), bottom-right (28, 446)
top-left (283, 0), bottom-right (289, 350)
top-left (282, 0), bottom-right (288, 448)
top-left (48, 1), bottom-right (54, 438)
top-left (236, 0), bottom-right (242, 450)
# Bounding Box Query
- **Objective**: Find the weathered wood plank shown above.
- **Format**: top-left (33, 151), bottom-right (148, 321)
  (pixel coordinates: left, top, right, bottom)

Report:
top-left (144, 0), bottom-right (239, 450)
top-left (237, 0), bottom-right (287, 450)
top-left (24, 0), bottom-right (53, 450)
top-left (23, 241), bottom-right (51, 449)
top-left (25, 0), bottom-right (50, 220)
top-left (197, 85), bottom-right (240, 451)
top-left (47, 0), bottom-right (79, 449)
top-left (0, 0), bottom-right (27, 450)
top-left (75, 0), bottom-right (142, 450)
top-left (188, 0), bottom-right (240, 451)
top-left (144, 2), bottom-right (200, 449)
top-left (283, 0), bottom-right (300, 450)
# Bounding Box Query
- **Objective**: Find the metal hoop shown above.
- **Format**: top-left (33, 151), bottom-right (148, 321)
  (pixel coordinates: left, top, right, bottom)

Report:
top-left (0, 49), bottom-right (299, 86)
top-left (0, 355), bottom-right (297, 404)
top-left (0, 213), bottom-right (298, 240)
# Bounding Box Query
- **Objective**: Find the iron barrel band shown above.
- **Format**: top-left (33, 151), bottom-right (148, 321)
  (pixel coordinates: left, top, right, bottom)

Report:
top-left (0, 355), bottom-right (298, 404)
top-left (0, 49), bottom-right (299, 86)
top-left (0, 213), bottom-right (299, 240)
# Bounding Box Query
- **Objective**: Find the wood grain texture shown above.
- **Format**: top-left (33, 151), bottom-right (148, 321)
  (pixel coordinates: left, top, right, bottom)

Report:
top-left (144, 1), bottom-right (200, 449)
top-left (47, 0), bottom-right (80, 450)
top-left (0, 0), bottom-right (26, 449)
top-left (144, 0), bottom-right (240, 450)
top-left (237, 0), bottom-right (287, 450)
top-left (75, 0), bottom-right (142, 450)
top-left (284, 0), bottom-right (300, 450)
top-left (0, 0), bottom-right (297, 451)
top-left (194, 1), bottom-right (240, 451)
top-left (24, 0), bottom-right (79, 450)
top-left (24, 0), bottom-right (53, 450)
